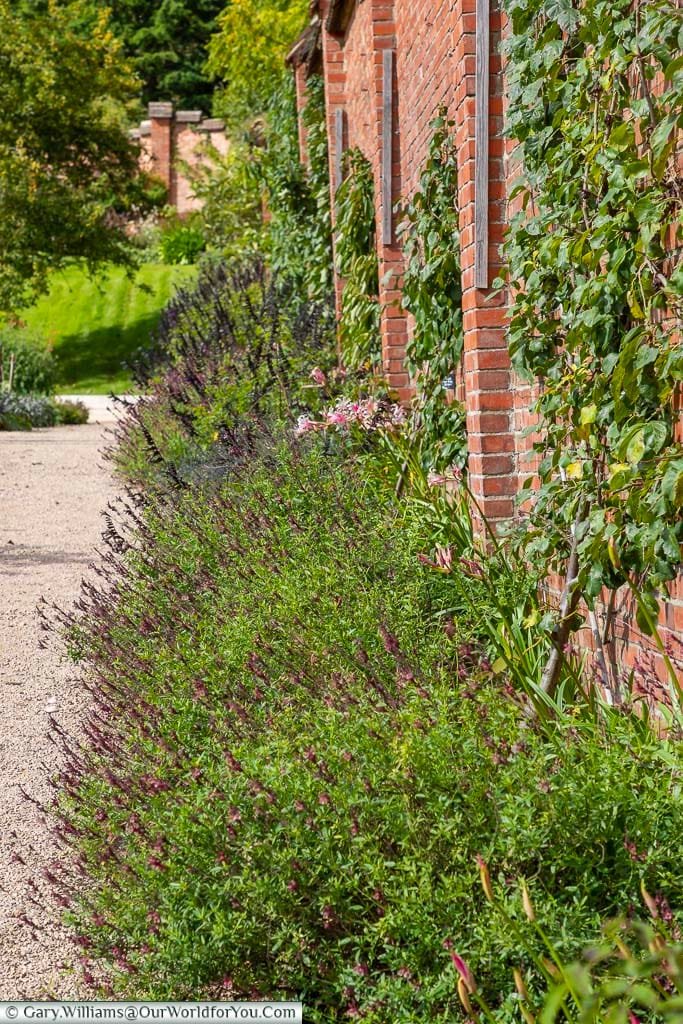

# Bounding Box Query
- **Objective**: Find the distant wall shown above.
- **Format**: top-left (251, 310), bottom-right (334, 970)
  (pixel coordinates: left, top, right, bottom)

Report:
top-left (132, 102), bottom-right (229, 216)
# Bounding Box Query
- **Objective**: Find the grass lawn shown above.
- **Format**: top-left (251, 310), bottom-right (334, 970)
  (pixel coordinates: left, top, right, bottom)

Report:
top-left (22, 262), bottom-right (197, 394)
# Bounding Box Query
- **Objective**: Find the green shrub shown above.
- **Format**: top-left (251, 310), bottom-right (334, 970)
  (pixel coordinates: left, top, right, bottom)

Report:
top-left (335, 149), bottom-right (381, 371)
top-left (54, 398), bottom-right (89, 425)
top-left (484, 913), bottom-right (683, 1024)
top-left (53, 436), bottom-right (682, 1014)
top-left (0, 326), bottom-right (56, 394)
top-left (115, 260), bottom-right (336, 489)
top-left (158, 223), bottom-right (206, 265)
top-left (0, 392), bottom-right (57, 429)
top-left (0, 393), bottom-right (88, 429)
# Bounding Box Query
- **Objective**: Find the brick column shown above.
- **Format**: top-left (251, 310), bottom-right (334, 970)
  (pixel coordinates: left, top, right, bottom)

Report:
top-left (370, 1), bottom-right (410, 400)
top-left (148, 102), bottom-right (175, 205)
top-left (293, 64), bottom-right (311, 167)
top-left (319, 2), bottom-right (347, 337)
top-left (452, 0), bottom-right (517, 524)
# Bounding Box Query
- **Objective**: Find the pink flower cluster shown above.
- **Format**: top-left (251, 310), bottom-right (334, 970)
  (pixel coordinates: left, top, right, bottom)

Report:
top-left (427, 466), bottom-right (463, 488)
top-left (296, 397), bottom-right (406, 437)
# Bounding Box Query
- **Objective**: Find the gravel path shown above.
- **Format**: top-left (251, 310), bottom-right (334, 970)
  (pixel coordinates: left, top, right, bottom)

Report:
top-left (0, 423), bottom-right (114, 998)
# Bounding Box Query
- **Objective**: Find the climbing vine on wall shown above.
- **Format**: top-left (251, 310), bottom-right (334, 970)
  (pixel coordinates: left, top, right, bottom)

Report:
top-left (264, 74), bottom-right (334, 303)
top-left (398, 112), bottom-right (467, 472)
top-left (503, 0), bottom-right (683, 695)
top-left (299, 75), bottom-right (334, 301)
top-left (335, 148), bottom-right (381, 371)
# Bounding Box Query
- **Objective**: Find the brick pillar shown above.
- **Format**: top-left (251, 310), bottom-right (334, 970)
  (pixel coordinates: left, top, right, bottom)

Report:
top-left (370, 2), bottom-right (410, 400)
top-left (148, 102), bottom-right (175, 205)
top-left (452, 0), bottom-right (516, 524)
top-left (294, 64), bottom-right (310, 168)
top-left (319, 2), bottom-right (347, 339)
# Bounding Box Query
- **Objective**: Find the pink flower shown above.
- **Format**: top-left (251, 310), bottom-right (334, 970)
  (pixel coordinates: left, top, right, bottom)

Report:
top-left (326, 409), bottom-right (349, 426)
top-left (450, 952), bottom-right (476, 993)
top-left (428, 466), bottom-right (462, 488)
top-left (434, 546), bottom-right (453, 572)
top-left (310, 367), bottom-right (327, 386)
top-left (295, 415), bottom-right (318, 436)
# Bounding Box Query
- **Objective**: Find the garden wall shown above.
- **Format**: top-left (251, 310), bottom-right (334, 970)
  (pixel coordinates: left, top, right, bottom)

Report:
top-left (290, 0), bottom-right (682, 688)
top-left (132, 102), bottom-right (229, 215)
top-left (290, 0), bottom-right (515, 525)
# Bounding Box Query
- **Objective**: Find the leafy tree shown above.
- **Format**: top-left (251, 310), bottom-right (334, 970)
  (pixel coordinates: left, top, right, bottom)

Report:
top-left (207, 0), bottom-right (309, 132)
top-left (106, 0), bottom-right (225, 111)
top-left (0, 0), bottom-right (156, 312)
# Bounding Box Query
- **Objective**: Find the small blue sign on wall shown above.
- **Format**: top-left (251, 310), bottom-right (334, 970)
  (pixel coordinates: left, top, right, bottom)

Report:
top-left (441, 373), bottom-right (455, 390)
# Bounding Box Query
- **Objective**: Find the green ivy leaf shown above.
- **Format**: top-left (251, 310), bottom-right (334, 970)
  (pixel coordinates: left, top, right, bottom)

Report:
top-left (661, 459), bottom-right (683, 509)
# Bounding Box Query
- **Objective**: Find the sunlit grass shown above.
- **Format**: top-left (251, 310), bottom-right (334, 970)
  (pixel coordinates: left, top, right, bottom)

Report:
top-left (21, 262), bottom-right (197, 394)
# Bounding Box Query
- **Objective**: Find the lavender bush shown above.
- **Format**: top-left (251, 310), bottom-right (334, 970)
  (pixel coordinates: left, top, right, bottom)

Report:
top-left (116, 259), bottom-right (336, 488)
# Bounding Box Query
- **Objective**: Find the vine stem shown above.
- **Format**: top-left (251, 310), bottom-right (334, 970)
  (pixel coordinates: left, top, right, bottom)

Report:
top-left (539, 502), bottom-right (588, 698)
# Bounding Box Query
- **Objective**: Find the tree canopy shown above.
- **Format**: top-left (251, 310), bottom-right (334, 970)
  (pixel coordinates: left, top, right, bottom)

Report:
top-left (0, 0), bottom-right (156, 311)
top-left (106, 0), bottom-right (225, 111)
top-left (207, 0), bottom-right (309, 132)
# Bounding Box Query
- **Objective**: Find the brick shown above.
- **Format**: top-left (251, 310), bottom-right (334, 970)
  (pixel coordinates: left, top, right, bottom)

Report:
top-left (303, 0), bottom-right (683, 687)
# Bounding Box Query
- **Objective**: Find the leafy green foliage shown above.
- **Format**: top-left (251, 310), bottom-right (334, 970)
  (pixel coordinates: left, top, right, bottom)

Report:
top-left (335, 149), bottom-right (382, 371)
top-left (207, 0), bottom-right (308, 132)
top-left (195, 74), bottom-right (333, 304)
top-left (53, 436), bottom-right (682, 1014)
top-left (534, 919), bottom-right (683, 1024)
top-left (157, 222), bottom-right (206, 265)
top-left (191, 142), bottom-right (265, 264)
top-left (53, 399), bottom-right (89, 425)
top-left (471, 888), bottom-right (683, 1024)
top-left (0, 327), bottom-right (56, 395)
top-left (398, 112), bottom-right (467, 473)
top-left (106, 0), bottom-right (225, 111)
top-left (0, 0), bottom-right (157, 312)
top-left (264, 75), bottom-right (334, 302)
top-left (503, 0), bottom-right (683, 689)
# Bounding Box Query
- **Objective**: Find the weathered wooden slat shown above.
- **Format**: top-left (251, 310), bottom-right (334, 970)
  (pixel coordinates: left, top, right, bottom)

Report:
top-left (475, 0), bottom-right (490, 289)
top-left (382, 49), bottom-right (394, 246)
top-left (334, 108), bottom-right (345, 192)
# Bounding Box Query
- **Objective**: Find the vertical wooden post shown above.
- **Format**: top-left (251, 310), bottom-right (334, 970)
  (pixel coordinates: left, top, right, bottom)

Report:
top-left (382, 49), bottom-right (394, 246)
top-left (475, 0), bottom-right (490, 289)
top-left (334, 108), bottom-right (345, 191)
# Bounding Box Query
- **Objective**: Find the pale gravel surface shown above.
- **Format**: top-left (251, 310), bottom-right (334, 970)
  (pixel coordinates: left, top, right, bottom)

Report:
top-left (0, 423), bottom-right (114, 998)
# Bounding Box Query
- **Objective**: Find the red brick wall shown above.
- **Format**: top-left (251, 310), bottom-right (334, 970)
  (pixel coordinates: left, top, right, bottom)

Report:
top-left (135, 104), bottom-right (229, 216)
top-left (394, 0), bottom-right (459, 196)
top-left (299, 0), bottom-right (682, 687)
top-left (315, 0), bottom-right (516, 520)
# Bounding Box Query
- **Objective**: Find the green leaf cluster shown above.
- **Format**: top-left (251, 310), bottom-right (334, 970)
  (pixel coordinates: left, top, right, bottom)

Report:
top-left (207, 0), bottom-right (308, 132)
top-left (335, 149), bottom-right (382, 371)
top-left (398, 112), bottom-right (467, 473)
top-left (503, 0), bottom-right (683, 636)
top-left (0, 0), bottom-right (156, 311)
top-left (107, 0), bottom-right (225, 111)
top-left (262, 75), bottom-right (334, 302)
